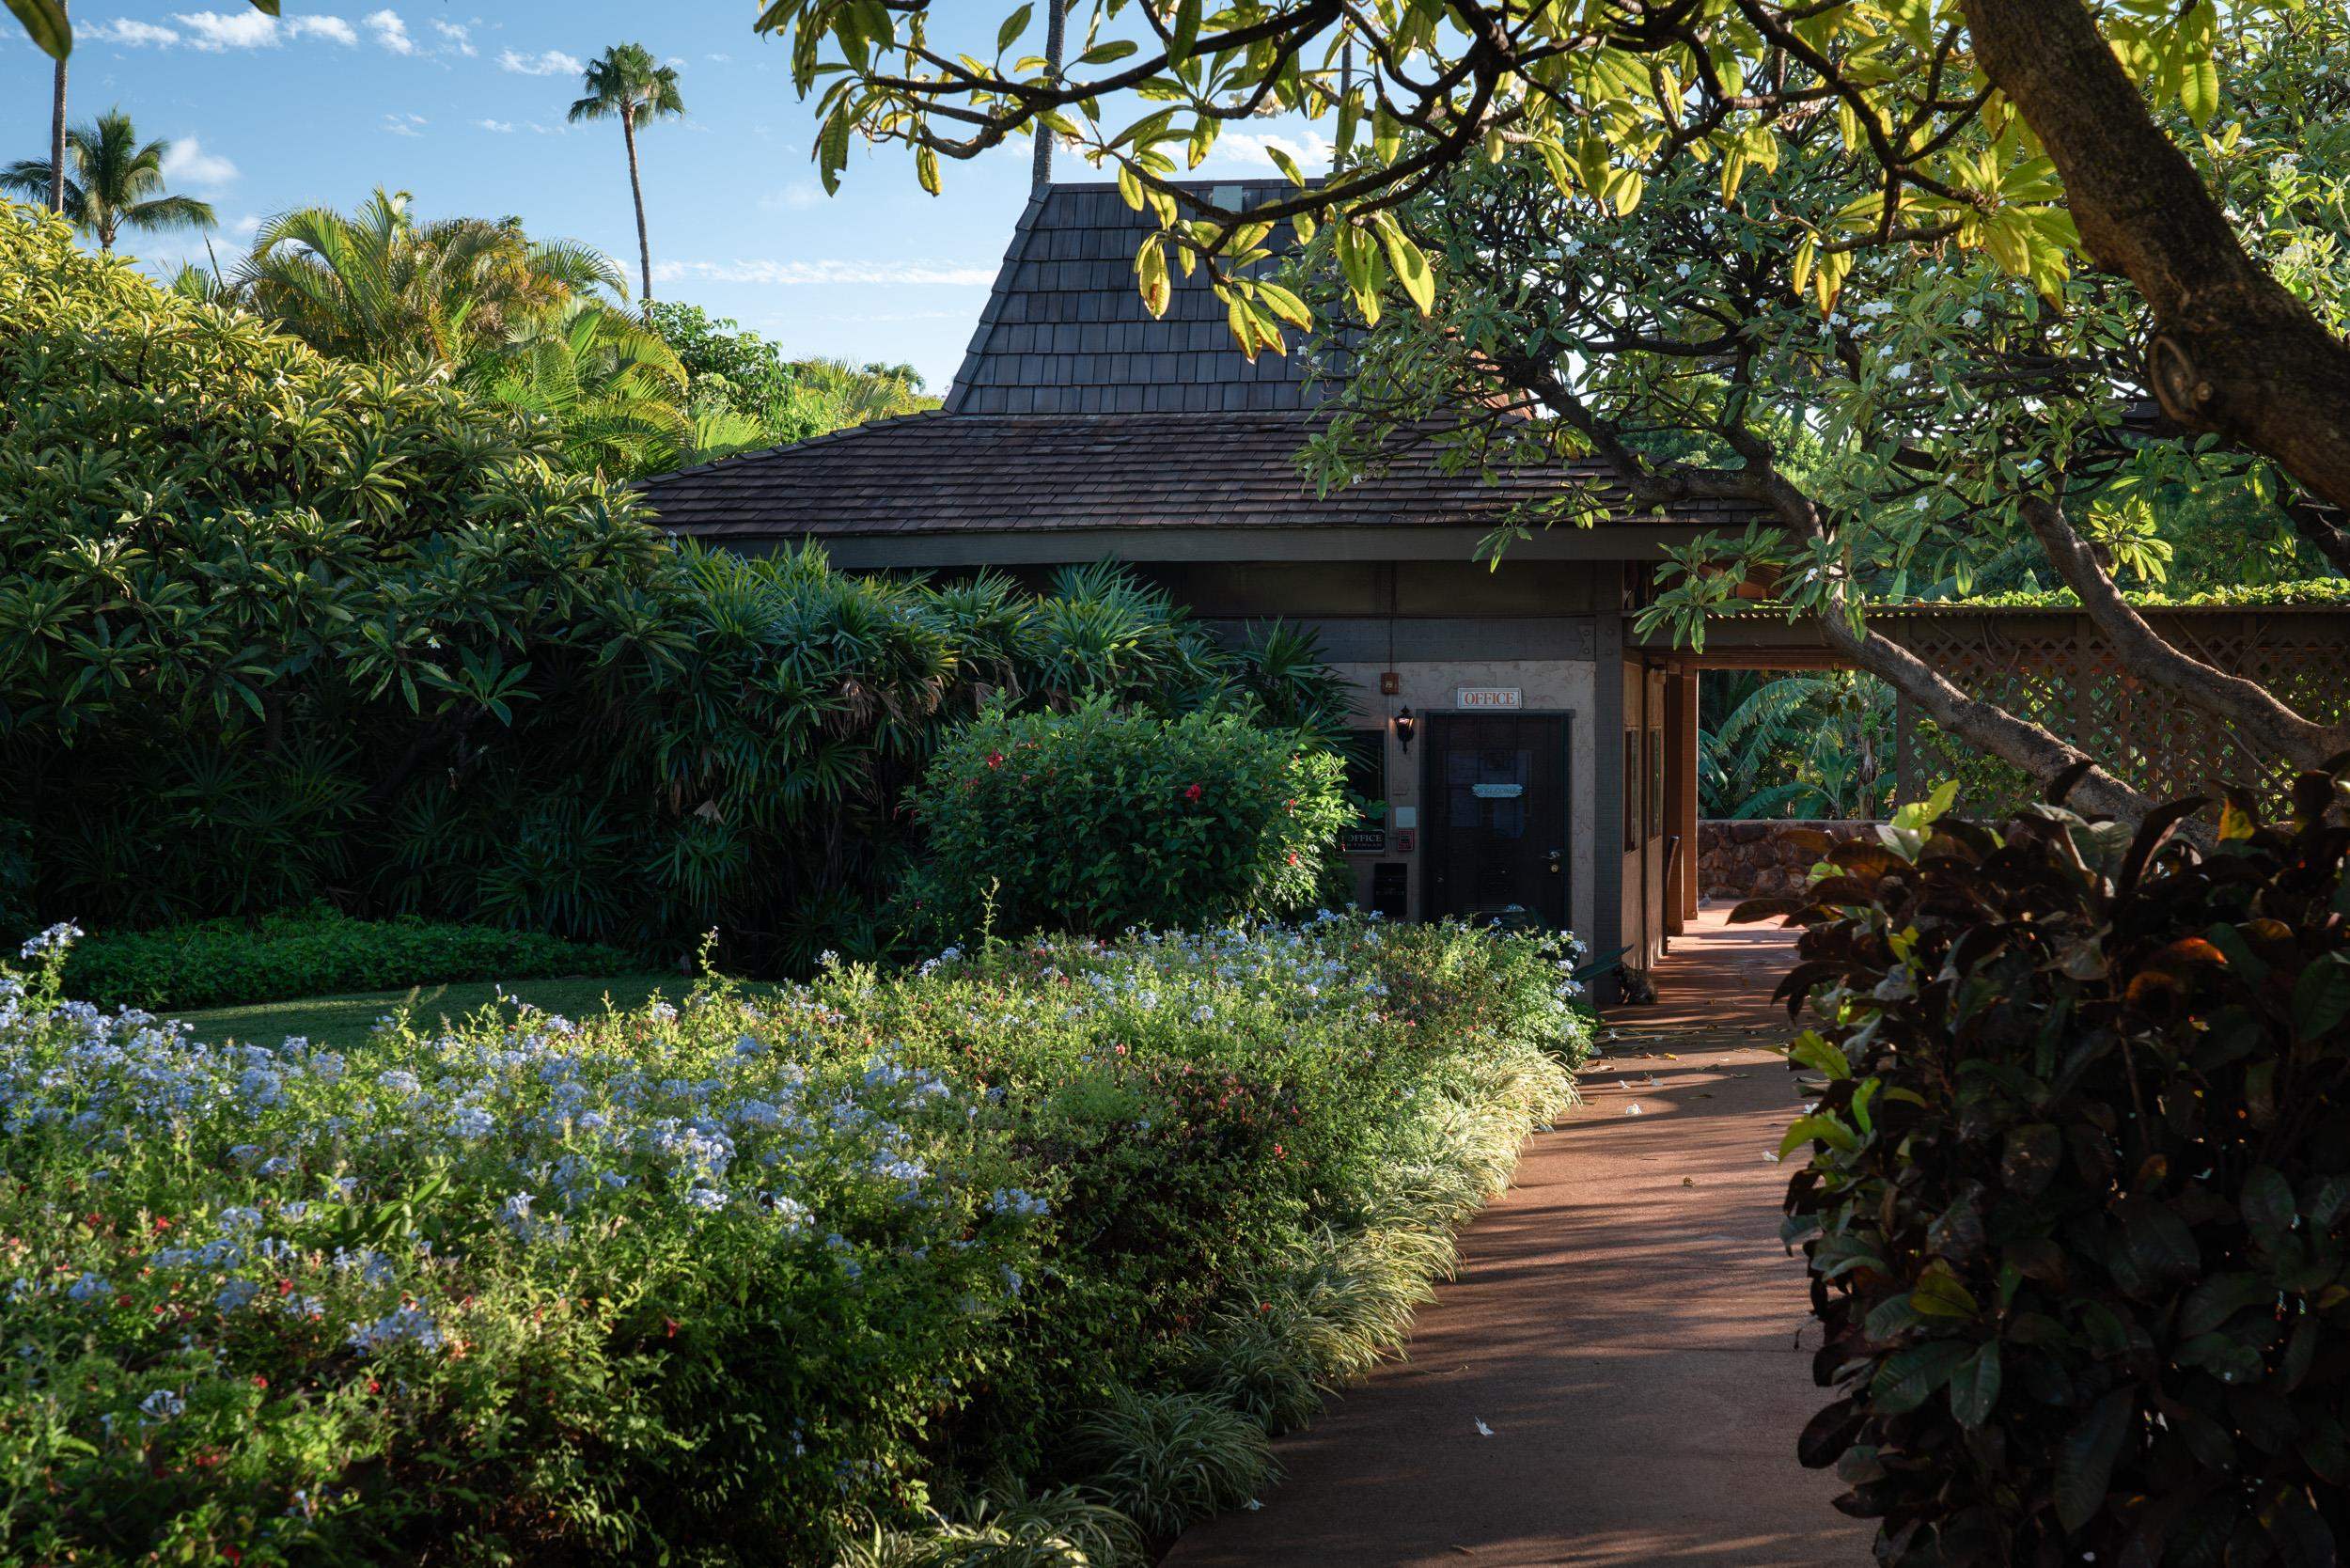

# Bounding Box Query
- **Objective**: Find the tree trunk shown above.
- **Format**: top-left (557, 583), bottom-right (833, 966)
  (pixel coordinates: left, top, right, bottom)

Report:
top-left (1961, 0), bottom-right (2350, 517)
top-left (2020, 496), bottom-right (2350, 768)
top-left (623, 108), bottom-right (652, 303)
top-left (47, 0), bottom-right (65, 215)
top-left (1751, 476), bottom-right (2154, 822)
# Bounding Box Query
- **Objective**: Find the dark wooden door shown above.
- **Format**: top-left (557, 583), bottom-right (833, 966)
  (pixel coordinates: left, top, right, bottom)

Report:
top-left (1424, 713), bottom-right (1570, 929)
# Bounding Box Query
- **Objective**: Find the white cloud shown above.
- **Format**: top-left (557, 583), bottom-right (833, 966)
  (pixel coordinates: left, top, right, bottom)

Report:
top-left (160, 135), bottom-right (238, 190)
top-left (363, 9), bottom-right (415, 55)
top-left (653, 259), bottom-right (999, 288)
top-left (382, 112), bottom-right (427, 137)
top-left (84, 18), bottom-right (183, 45)
top-left (171, 10), bottom-right (358, 49)
top-left (758, 182), bottom-right (824, 212)
top-left (497, 47), bottom-right (583, 77)
top-left (431, 19), bottom-right (476, 55)
top-left (1199, 130), bottom-right (1336, 176)
top-left (475, 118), bottom-right (517, 133)
top-left (706, 52), bottom-right (731, 63)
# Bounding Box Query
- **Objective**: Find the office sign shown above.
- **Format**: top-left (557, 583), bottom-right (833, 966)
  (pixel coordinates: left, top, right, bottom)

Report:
top-left (1454, 686), bottom-right (1524, 710)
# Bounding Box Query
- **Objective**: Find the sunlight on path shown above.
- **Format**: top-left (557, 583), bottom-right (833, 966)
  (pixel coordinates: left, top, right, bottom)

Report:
top-left (1164, 906), bottom-right (1871, 1567)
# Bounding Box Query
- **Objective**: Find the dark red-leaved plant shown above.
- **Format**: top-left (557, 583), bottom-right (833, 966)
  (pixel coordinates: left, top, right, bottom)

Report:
top-left (1748, 762), bottom-right (2350, 1567)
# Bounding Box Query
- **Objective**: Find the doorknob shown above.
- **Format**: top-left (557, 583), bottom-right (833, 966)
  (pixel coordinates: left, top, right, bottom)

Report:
top-left (1545, 849), bottom-right (1562, 874)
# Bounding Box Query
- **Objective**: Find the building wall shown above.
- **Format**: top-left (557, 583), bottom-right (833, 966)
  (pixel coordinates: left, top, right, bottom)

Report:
top-left (1618, 658), bottom-right (1672, 976)
top-left (1324, 656), bottom-right (1599, 936)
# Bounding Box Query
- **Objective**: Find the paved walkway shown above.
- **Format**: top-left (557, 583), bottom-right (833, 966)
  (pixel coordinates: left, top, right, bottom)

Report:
top-left (1165, 905), bottom-right (1871, 1567)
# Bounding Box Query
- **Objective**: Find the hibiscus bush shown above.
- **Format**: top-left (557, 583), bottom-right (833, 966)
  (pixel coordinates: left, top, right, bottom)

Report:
top-left (1760, 768), bottom-right (2350, 1566)
top-left (0, 912), bottom-right (1590, 1564)
top-left (903, 700), bottom-right (1353, 943)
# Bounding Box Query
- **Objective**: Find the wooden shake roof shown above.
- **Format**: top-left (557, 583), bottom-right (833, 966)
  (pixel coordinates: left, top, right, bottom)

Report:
top-left (642, 180), bottom-right (1737, 542)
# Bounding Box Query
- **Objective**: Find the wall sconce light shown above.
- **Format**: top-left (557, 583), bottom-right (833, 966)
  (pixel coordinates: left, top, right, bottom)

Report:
top-left (1393, 706), bottom-right (1417, 753)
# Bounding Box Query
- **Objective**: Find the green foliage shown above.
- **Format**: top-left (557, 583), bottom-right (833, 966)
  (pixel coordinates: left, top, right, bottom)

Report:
top-left (239, 187), bottom-right (626, 367)
top-left (0, 208), bottom-right (1343, 969)
top-left (644, 301), bottom-right (943, 455)
top-left (1759, 770), bottom-right (2350, 1563)
top-left (1701, 672), bottom-right (1895, 821)
top-left (0, 107), bottom-right (213, 253)
top-left (903, 702), bottom-right (1351, 941)
top-left (59, 909), bottom-right (640, 1012)
top-left (0, 914), bottom-right (1591, 1562)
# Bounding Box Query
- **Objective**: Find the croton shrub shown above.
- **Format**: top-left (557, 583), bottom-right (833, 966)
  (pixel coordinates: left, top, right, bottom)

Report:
top-left (1754, 768), bottom-right (2350, 1566)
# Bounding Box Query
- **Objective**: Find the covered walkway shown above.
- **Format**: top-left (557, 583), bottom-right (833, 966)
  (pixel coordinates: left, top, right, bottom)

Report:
top-left (1166, 905), bottom-right (1869, 1567)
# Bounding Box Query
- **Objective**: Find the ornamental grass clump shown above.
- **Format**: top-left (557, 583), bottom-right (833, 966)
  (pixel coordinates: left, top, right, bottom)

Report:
top-left (1757, 766), bottom-right (2350, 1566)
top-left (0, 911), bottom-right (1590, 1564)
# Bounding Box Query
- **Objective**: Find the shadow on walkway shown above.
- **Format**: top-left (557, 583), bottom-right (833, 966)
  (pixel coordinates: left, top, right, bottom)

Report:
top-left (1163, 905), bottom-right (1871, 1567)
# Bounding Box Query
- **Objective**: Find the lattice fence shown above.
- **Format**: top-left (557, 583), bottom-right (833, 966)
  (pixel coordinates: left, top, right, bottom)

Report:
top-left (1884, 608), bottom-right (2350, 812)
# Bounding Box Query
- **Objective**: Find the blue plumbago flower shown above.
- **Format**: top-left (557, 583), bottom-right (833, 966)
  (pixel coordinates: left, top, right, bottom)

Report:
top-left (216, 1279), bottom-right (260, 1312)
top-left (346, 1304), bottom-right (444, 1355)
top-left (20, 922), bottom-right (83, 960)
top-left (138, 1388), bottom-right (184, 1421)
top-left (66, 1274), bottom-right (114, 1305)
top-left (987, 1188), bottom-right (1050, 1219)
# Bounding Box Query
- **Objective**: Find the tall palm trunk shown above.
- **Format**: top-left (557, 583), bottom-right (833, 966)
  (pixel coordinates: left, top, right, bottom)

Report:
top-left (47, 0), bottom-right (66, 214)
top-left (621, 105), bottom-right (652, 303)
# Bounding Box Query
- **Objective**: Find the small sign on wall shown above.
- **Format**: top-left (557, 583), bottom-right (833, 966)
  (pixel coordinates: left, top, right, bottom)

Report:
top-left (1454, 686), bottom-right (1524, 710)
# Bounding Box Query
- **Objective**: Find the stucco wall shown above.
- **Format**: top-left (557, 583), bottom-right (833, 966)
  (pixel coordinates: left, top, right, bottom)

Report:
top-left (1330, 657), bottom-right (1598, 939)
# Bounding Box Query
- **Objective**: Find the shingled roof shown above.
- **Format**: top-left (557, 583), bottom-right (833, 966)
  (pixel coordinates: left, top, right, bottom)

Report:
top-left (944, 180), bottom-right (1341, 416)
top-left (642, 180), bottom-right (1728, 544)
top-left (636, 410), bottom-right (1755, 540)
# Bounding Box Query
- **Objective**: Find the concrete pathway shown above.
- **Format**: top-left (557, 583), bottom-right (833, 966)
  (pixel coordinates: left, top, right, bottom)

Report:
top-left (1164, 905), bottom-right (1871, 1567)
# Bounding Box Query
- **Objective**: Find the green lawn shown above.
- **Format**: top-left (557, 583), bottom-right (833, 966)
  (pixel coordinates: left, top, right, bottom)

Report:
top-left (176, 972), bottom-right (699, 1050)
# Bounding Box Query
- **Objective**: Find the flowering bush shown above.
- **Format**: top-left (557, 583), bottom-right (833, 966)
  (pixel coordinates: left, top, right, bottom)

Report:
top-left (0, 912), bottom-right (1589, 1563)
top-left (903, 700), bottom-right (1354, 942)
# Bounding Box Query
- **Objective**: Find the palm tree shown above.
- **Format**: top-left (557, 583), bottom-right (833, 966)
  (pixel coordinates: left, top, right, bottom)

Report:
top-left (568, 43), bottom-right (684, 304)
top-left (475, 298), bottom-right (697, 478)
top-left (2, 107), bottom-right (213, 252)
top-left (46, 0), bottom-right (66, 214)
top-left (239, 188), bottom-right (626, 366)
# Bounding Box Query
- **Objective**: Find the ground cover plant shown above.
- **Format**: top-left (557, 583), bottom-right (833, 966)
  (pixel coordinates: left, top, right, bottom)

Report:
top-left (0, 912), bottom-right (1590, 1564)
top-left (60, 910), bottom-right (642, 1013)
top-left (1757, 768), bottom-right (2350, 1565)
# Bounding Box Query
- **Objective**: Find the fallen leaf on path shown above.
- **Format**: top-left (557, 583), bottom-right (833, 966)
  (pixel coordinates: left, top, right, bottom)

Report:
top-left (1683, 1176), bottom-right (1696, 1186)
top-left (1625, 1104), bottom-right (1644, 1115)
top-left (1474, 1419), bottom-right (1496, 1436)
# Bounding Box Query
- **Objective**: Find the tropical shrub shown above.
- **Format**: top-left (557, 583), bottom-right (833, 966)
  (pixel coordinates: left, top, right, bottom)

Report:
top-left (59, 910), bottom-right (641, 1012)
top-left (903, 702), bottom-right (1352, 941)
top-left (0, 205), bottom-right (1346, 969)
top-left (0, 913), bottom-right (1590, 1564)
top-left (1759, 769), bottom-right (2350, 1565)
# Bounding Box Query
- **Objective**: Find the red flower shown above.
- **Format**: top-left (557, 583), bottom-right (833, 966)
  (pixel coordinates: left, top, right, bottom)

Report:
top-left (1183, 783), bottom-right (1203, 802)
top-left (985, 750), bottom-right (1006, 768)
top-left (1286, 852), bottom-right (1299, 866)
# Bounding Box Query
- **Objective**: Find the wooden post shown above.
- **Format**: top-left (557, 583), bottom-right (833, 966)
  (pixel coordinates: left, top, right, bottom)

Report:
top-left (1667, 663), bottom-right (1700, 929)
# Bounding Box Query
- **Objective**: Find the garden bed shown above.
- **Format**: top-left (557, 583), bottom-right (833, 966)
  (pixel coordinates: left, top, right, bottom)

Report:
top-left (0, 914), bottom-right (1590, 1565)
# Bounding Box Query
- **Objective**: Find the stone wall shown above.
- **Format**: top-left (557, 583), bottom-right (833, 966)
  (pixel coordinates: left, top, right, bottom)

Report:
top-left (1697, 820), bottom-right (1881, 902)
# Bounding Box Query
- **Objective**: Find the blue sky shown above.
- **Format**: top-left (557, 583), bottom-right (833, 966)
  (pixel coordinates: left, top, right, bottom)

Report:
top-left (5, 4), bottom-right (1333, 391)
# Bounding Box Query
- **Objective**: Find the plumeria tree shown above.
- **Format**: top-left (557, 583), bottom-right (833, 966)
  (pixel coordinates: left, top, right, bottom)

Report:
top-left (1295, 24), bottom-right (2348, 815)
top-left (757, 3), bottom-right (2350, 544)
top-left (760, 0), bottom-right (2350, 809)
